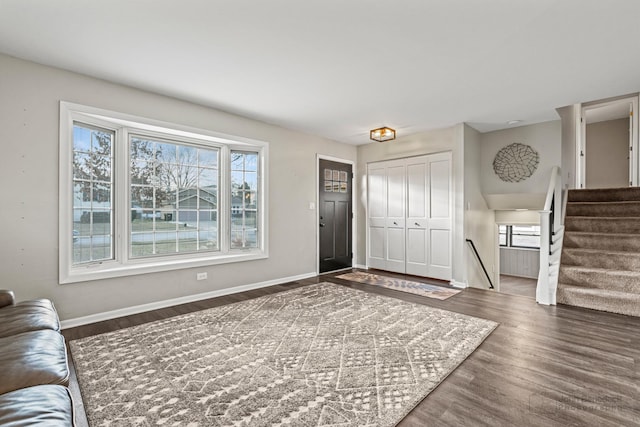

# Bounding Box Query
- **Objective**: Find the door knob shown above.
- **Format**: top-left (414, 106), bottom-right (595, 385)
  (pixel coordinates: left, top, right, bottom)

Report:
top-left (319, 223), bottom-right (325, 227)
top-left (393, 221), bottom-right (398, 225)
top-left (415, 222), bottom-right (420, 226)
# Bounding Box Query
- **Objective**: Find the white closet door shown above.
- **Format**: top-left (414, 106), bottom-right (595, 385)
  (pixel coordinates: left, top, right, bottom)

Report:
top-left (426, 152), bottom-right (452, 280)
top-left (405, 156), bottom-right (428, 276)
top-left (367, 164), bottom-right (387, 270)
top-left (385, 161), bottom-right (406, 273)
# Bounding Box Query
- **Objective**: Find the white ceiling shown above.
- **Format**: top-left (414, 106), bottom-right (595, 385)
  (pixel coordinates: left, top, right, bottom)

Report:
top-left (1, 1), bottom-right (640, 145)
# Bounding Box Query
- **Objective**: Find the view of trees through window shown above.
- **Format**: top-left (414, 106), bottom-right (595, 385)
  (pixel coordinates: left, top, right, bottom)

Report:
top-left (231, 151), bottom-right (258, 249)
top-left (72, 125), bottom-right (114, 264)
top-left (72, 122), bottom-right (260, 265)
top-left (129, 136), bottom-right (219, 258)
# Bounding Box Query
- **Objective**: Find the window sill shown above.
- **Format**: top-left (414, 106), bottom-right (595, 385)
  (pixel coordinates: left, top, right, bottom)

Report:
top-left (60, 250), bottom-right (268, 284)
top-left (499, 246), bottom-right (540, 252)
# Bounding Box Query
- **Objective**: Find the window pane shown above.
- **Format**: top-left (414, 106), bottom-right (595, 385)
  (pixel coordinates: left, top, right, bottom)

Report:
top-left (177, 145), bottom-right (198, 165)
top-left (245, 153), bottom-right (258, 172)
top-left (72, 124), bottom-right (114, 265)
top-left (73, 153), bottom-right (92, 180)
top-left (73, 126), bottom-right (91, 152)
top-left (154, 232), bottom-right (177, 255)
top-left (244, 172), bottom-right (257, 190)
top-left (511, 225), bottom-right (540, 248)
top-left (198, 149), bottom-right (218, 168)
top-left (230, 151), bottom-right (259, 249)
top-left (511, 235), bottom-right (540, 248)
top-left (512, 225), bottom-right (540, 235)
top-left (129, 136), bottom-right (219, 257)
top-left (499, 234), bottom-right (507, 246)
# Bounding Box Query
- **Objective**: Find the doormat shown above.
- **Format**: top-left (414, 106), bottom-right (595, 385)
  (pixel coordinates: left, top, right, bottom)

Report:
top-left (70, 283), bottom-right (495, 426)
top-left (336, 271), bottom-right (461, 300)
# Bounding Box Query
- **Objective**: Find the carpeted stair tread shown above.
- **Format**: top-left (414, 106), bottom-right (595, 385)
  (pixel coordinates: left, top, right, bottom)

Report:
top-left (557, 285), bottom-right (640, 317)
top-left (564, 216), bottom-right (640, 233)
top-left (561, 247), bottom-right (640, 271)
top-left (558, 265), bottom-right (640, 294)
top-left (565, 201), bottom-right (640, 217)
top-left (567, 187), bottom-right (640, 202)
top-left (558, 188), bottom-right (640, 317)
top-left (563, 231), bottom-right (640, 252)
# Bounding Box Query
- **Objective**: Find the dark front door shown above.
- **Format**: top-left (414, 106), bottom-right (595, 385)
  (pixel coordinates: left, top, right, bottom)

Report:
top-left (319, 159), bottom-right (353, 273)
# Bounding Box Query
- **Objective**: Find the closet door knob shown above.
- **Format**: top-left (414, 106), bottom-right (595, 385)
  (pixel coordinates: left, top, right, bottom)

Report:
top-left (415, 222), bottom-right (420, 226)
top-left (393, 221), bottom-right (398, 225)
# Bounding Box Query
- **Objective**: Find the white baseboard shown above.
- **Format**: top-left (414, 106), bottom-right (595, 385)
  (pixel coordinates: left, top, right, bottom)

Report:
top-left (450, 280), bottom-right (468, 289)
top-left (354, 264), bottom-right (367, 269)
top-left (60, 271), bottom-right (316, 330)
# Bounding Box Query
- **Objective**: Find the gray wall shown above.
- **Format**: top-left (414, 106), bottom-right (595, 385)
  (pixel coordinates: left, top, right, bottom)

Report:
top-left (463, 125), bottom-right (496, 289)
top-left (557, 104), bottom-right (579, 189)
top-left (480, 120), bottom-right (562, 195)
top-left (0, 54), bottom-right (356, 321)
top-left (500, 247), bottom-right (539, 279)
top-left (586, 118), bottom-right (629, 188)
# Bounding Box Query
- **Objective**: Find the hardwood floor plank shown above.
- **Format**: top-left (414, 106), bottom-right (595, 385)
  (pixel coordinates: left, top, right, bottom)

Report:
top-left (61, 269), bottom-right (640, 426)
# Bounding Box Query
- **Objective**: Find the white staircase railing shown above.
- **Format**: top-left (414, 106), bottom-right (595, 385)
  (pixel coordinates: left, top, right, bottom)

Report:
top-left (537, 166), bottom-right (563, 305)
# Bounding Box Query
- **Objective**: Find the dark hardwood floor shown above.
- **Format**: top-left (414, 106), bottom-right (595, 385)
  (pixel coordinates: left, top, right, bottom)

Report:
top-left (499, 274), bottom-right (537, 298)
top-left (62, 269), bottom-right (640, 426)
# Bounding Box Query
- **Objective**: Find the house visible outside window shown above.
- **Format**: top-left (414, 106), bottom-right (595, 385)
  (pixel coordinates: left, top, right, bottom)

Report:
top-left (230, 151), bottom-right (259, 249)
top-left (60, 102), bottom-right (268, 284)
top-left (72, 125), bottom-right (114, 264)
top-left (499, 225), bottom-right (540, 249)
top-left (128, 136), bottom-right (220, 257)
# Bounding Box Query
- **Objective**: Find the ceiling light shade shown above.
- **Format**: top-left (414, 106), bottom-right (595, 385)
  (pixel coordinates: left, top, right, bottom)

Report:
top-left (370, 126), bottom-right (396, 142)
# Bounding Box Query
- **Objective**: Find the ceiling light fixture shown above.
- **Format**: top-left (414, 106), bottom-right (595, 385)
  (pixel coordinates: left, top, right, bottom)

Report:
top-left (370, 126), bottom-right (396, 142)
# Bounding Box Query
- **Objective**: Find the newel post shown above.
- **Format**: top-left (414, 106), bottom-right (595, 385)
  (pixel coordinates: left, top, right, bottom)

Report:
top-left (537, 210), bottom-right (551, 305)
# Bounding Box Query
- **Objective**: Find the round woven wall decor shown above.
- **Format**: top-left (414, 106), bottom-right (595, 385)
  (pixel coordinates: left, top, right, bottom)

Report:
top-left (493, 143), bottom-right (539, 183)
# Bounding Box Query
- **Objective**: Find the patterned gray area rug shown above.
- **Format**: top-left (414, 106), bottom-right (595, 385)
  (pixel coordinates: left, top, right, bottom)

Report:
top-left (337, 271), bottom-right (461, 300)
top-left (70, 282), bottom-right (497, 426)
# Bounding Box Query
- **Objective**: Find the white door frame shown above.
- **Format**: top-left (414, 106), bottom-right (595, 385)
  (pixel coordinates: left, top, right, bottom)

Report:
top-left (316, 154), bottom-right (356, 275)
top-left (578, 96), bottom-right (639, 188)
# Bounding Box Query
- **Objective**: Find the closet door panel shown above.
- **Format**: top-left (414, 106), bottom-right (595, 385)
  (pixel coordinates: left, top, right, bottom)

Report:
top-left (407, 161), bottom-right (427, 219)
top-left (430, 229), bottom-right (451, 267)
top-left (406, 157), bottom-right (428, 276)
top-left (368, 226), bottom-right (386, 269)
top-left (429, 159), bottom-right (451, 220)
top-left (386, 227), bottom-right (406, 272)
top-left (406, 228), bottom-right (427, 276)
top-left (367, 165), bottom-right (387, 269)
top-left (427, 153), bottom-right (452, 280)
top-left (385, 163), bottom-right (406, 272)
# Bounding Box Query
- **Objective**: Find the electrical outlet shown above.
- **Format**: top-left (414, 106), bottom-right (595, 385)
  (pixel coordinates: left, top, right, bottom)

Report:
top-left (196, 272), bottom-right (208, 281)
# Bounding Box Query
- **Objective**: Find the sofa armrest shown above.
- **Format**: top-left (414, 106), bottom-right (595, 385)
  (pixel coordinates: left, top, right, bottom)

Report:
top-left (0, 290), bottom-right (16, 308)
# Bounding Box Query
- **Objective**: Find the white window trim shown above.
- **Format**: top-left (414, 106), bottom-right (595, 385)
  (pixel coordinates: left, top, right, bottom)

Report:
top-left (59, 101), bottom-right (269, 284)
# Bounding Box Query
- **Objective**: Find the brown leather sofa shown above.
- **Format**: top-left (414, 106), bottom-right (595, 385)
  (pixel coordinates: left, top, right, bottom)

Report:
top-left (0, 290), bottom-right (75, 426)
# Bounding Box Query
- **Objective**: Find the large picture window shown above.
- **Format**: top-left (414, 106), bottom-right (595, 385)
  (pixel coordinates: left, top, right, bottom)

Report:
top-left (60, 102), bottom-right (268, 283)
top-left (129, 136), bottom-right (220, 257)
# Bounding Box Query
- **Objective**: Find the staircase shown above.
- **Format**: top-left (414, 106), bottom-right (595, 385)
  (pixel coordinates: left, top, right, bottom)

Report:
top-left (558, 187), bottom-right (640, 317)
